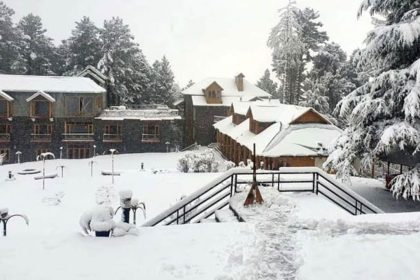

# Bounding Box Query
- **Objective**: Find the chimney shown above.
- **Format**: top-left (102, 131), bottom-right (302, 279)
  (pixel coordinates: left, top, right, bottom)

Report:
top-left (235, 73), bottom-right (245, 92)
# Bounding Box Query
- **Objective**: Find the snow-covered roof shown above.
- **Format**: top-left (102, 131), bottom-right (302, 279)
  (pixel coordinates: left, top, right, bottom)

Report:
top-left (26, 91), bottom-right (56, 103)
top-left (78, 65), bottom-right (107, 83)
top-left (0, 90), bottom-right (14, 101)
top-left (231, 99), bottom-right (281, 116)
top-left (214, 102), bottom-right (341, 157)
top-left (0, 74), bottom-right (106, 93)
top-left (96, 108), bottom-right (181, 121)
top-left (184, 77), bottom-right (270, 98)
top-left (262, 124), bottom-right (342, 157)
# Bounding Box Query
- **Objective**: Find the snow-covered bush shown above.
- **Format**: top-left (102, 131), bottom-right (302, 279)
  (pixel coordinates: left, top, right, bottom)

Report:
top-left (225, 161), bottom-right (236, 170)
top-left (391, 167), bottom-right (420, 200)
top-left (238, 161), bottom-right (246, 168)
top-left (177, 150), bottom-right (220, 173)
top-left (80, 205), bottom-right (115, 236)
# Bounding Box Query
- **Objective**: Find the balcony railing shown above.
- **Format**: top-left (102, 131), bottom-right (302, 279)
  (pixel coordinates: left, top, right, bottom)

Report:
top-left (0, 133), bottom-right (10, 142)
top-left (142, 133), bottom-right (160, 143)
top-left (62, 133), bottom-right (94, 142)
top-left (31, 134), bottom-right (52, 142)
top-left (103, 133), bottom-right (123, 142)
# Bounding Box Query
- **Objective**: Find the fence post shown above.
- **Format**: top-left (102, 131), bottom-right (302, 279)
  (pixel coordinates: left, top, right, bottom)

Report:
top-left (230, 175), bottom-right (234, 196)
top-left (176, 209), bottom-right (179, 225)
top-left (315, 173), bottom-right (319, 195)
top-left (183, 205), bottom-right (186, 224)
top-left (355, 201), bottom-right (358, 215)
top-left (312, 173), bottom-right (316, 193)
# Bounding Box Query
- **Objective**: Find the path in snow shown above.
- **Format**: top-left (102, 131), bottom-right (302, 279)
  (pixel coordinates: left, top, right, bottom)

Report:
top-left (348, 177), bottom-right (420, 213)
top-left (227, 188), bottom-right (301, 280)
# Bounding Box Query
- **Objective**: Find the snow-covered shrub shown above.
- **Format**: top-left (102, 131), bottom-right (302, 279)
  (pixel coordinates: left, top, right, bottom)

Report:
top-left (391, 167), bottom-right (420, 200)
top-left (177, 150), bottom-right (219, 173)
top-left (238, 161), bottom-right (246, 168)
top-left (225, 161), bottom-right (236, 170)
top-left (112, 222), bottom-right (139, 237)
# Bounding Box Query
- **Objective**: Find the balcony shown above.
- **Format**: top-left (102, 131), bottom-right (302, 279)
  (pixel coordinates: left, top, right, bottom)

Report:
top-left (141, 133), bottom-right (160, 143)
top-left (62, 133), bottom-right (94, 142)
top-left (0, 133), bottom-right (10, 142)
top-left (31, 134), bottom-right (52, 143)
top-left (103, 133), bottom-right (123, 143)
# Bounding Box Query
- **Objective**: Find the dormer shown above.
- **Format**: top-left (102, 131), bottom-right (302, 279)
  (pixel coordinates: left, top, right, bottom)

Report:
top-left (230, 104), bottom-right (247, 125)
top-left (235, 73), bottom-right (245, 92)
top-left (246, 107), bottom-right (275, 134)
top-left (26, 91), bottom-right (56, 119)
top-left (290, 108), bottom-right (331, 125)
top-left (0, 90), bottom-right (13, 119)
top-left (203, 82), bottom-right (223, 104)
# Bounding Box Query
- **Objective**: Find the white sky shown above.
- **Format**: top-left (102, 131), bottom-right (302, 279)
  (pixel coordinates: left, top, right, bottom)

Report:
top-left (5, 0), bottom-right (373, 86)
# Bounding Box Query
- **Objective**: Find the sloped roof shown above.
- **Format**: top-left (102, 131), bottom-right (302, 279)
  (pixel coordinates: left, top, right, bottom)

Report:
top-left (26, 91), bottom-right (56, 102)
top-left (0, 74), bottom-right (106, 93)
top-left (232, 99), bottom-right (281, 116)
top-left (183, 77), bottom-right (270, 98)
top-left (0, 90), bottom-right (13, 101)
top-left (249, 104), bottom-right (310, 123)
top-left (96, 108), bottom-right (181, 121)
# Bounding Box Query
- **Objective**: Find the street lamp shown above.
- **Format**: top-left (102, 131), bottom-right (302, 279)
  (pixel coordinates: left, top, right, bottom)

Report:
top-left (59, 147), bottom-right (63, 159)
top-left (0, 208), bottom-right (29, 236)
top-left (36, 152), bottom-right (55, 190)
top-left (15, 151), bottom-right (22, 164)
top-left (88, 160), bottom-right (97, 177)
top-left (93, 145), bottom-right (96, 157)
top-left (165, 141), bottom-right (170, 153)
top-left (109, 149), bottom-right (117, 184)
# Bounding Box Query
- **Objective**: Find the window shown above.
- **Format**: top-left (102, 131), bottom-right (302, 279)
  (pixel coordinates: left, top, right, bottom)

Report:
top-left (31, 100), bottom-right (50, 118)
top-left (0, 148), bottom-right (10, 162)
top-left (0, 100), bottom-right (10, 118)
top-left (33, 124), bottom-right (52, 135)
top-left (104, 124), bottom-right (122, 142)
top-left (0, 124), bottom-right (11, 142)
top-left (67, 144), bottom-right (90, 159)
top-left (96, 96), bottom-right (103, 111)
top-left (142, 124), bottom-right (160, 143)
top-left (66, 96), bottom-right (94, 116)
top-left (65, 122), bottom-right (93, 134)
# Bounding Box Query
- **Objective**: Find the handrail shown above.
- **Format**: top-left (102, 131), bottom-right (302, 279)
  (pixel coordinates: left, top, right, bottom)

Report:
top-left (143, 167), bottom-right (384, 227)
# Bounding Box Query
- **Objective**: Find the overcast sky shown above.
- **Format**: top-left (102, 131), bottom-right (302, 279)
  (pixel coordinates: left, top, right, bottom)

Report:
top-left (4, 0), bottom-right (373, 86)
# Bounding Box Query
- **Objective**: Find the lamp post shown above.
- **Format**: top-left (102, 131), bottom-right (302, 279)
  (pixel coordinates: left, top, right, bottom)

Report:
top-left (165, 141), bottom-right (170, 153)
top-left (0, 208), bottom-right (29, 237)
top-left (109, 149), bottom-right (117, 184)
top-left (37, 152), bottom-right (55, 190)
top-left (15, 151), bottom-right (21, 164)
top-left (93, 145), bottom-right (96, 157)
top-left (59, 147), bottom-right (63, 159)
top-left (88, 160), bottom-right (97, 177)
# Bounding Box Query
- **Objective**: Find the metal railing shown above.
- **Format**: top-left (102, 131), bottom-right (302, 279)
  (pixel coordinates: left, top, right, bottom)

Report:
top-left (62, 133), bottom-right (94, 141)
top-left (0, 133), bottom-right (10, 142)
top-left (141, 133), bottom-right (160, 143)
top-left (31, 134), bottom-right (52, 142)
top-left (143, 167), bottom-right (383, 227)
top-left (103, 133), bottom-right (122, 142)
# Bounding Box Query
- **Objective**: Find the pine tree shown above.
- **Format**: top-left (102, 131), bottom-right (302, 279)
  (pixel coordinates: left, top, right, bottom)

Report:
top-left (268, 3), bottom-right (327, 105)
top-left (98, 17), bottom-right (152, 105)
top-left (16, 14), bottom-right (56, 75)
top-left (64, 17), bottom-right (102, 75)
top-left (0, 1), bottom-right (24, 73)
top-left (299, 79), bottom-right (330, 114)
top-left (148, 56), bottom-right (176, 106)
top-left (308, 42), bottom-right (357, 112)
top-left (324, 0), bottom-right (420, 199)
top-left (256, 69), bottom-right (278, 97)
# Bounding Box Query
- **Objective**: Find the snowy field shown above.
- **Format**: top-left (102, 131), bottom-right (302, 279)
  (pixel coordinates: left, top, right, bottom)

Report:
top-left (1, 152), bottom-right (420, 279)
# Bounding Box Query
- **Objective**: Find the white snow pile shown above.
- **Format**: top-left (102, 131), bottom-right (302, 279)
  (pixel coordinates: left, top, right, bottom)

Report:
top-left (80, 204), bottom-right (138, 237)
top-left (177, 149), bottom-right (222, 173)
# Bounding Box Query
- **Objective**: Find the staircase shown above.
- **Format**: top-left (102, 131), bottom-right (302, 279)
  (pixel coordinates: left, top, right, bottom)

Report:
top-left (142, 167), bottom-right (384, 227)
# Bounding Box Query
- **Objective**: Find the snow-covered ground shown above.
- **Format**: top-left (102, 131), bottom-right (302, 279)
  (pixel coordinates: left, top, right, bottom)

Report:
top-left (2, 153), bottom-right (420, 279)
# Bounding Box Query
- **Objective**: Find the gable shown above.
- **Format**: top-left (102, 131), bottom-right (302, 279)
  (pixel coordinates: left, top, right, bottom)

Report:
top-left (290, 109), bottom-right (330, 125)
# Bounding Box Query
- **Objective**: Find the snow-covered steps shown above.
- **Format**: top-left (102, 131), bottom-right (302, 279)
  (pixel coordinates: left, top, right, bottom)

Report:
top-left (215, 207), bottom-right (243, 223)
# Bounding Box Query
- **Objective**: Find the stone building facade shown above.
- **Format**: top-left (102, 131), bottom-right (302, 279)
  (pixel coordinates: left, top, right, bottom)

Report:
top-left (0, 73), bottom-right (182, 164)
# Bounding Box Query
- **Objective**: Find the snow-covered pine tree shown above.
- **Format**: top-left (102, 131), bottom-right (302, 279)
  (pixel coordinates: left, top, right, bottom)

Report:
top-left (0, 2), bottom-right (25, 73)
top-left (98, 17), bottom-right (152, 106)
top-left (324, 0), bottom-right (420, 199)
top-left (268, 3), bottom-right (328, 105)
top-left (16, 14), bottom-right (56, 75)
top-left (307, 42), bottom-right (357, 112)
top-left (148, 56), bottom-right (176, 106)
top-left (63, 17), bottom-right (102, 75)
top-left (299, 79), bottom-right (330, 114)
top-left (256, 69), bottom-right (278, 97)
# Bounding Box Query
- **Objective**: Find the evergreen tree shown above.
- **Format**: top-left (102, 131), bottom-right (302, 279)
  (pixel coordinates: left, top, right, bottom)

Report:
top-left (0, 1), bottom-right (24, 73)
top-left (98, 17), bottom-right (152, 105)
top-left (149, 56), bottom-right (176, 106)
top-left (308, 42), bottom-right (357, 112)
top-left (299, 79), bottom-right (330, 114)
top-left (256, 69), bottom-right (278, 97)
top-left (182, 80), bottom-right (194, 91)
top-left (64, 17), bottom-right (102, 75)
top-left (324, 0), bottom-right (420, 199)
top-left (268, 2), bottom-right (327, 105)
top-left (16, 14), bottom-right (56, 75)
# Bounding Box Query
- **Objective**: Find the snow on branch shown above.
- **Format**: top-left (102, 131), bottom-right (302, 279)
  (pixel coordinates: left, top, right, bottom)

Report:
top-left (391, 167), bottom-right (420, 200)
top-left (375, 122), bottom-right (420, 155)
